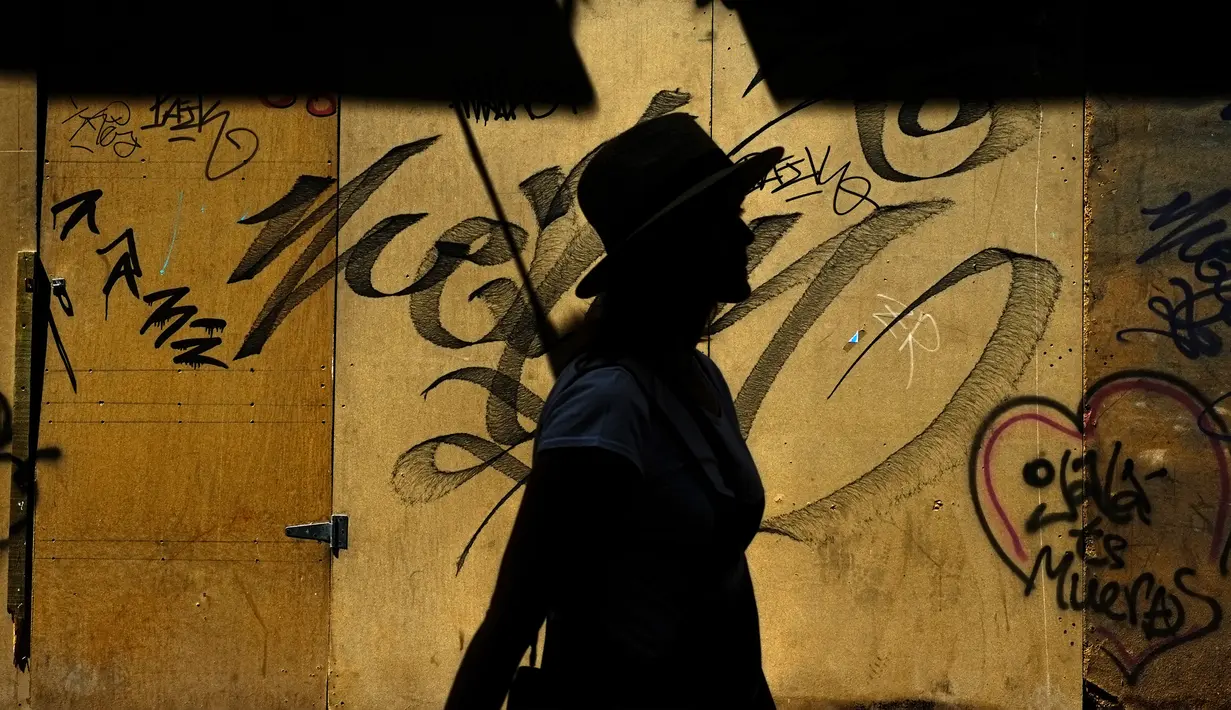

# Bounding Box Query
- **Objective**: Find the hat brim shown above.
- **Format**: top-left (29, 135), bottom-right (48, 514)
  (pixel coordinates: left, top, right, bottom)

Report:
top-left (575, 146), bottom-right (785, 299)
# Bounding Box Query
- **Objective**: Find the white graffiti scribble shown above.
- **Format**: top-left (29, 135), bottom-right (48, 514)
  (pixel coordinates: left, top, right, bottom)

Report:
top-left (872, 294), bottom-right (940, 389)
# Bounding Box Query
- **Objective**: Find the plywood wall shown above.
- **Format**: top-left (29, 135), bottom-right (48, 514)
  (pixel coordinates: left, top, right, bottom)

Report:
top-left (30, 95), bottom-right (337, 708)
top-left (330, 3), bottom-right (1083, 708)
top-left (8, 5), bottom-right (1230, 710)
top-left (1083, 97), bottom-right (1231, 708)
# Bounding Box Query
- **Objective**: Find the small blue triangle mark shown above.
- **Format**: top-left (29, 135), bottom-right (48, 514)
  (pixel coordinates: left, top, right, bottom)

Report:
top-left (848, 331), bottom-right (860, 344)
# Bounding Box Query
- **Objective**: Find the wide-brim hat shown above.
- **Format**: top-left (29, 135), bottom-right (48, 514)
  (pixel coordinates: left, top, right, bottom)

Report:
top-left (575, 113), bottom-right (784, 299)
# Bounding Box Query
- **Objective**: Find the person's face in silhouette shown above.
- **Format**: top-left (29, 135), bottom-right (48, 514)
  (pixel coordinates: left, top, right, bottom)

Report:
top-left (703, 199), bottom-right (755, 303)
top-left (663, 191), bottom-right (754, 305)
top-left (600, 189), bottom-right (755, 350)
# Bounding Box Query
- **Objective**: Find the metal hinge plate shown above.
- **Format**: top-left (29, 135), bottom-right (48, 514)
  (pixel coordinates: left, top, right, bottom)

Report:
top-left (8, 251), bottom-right (35, 621)
top-left (285, 514), bottom-right (348, 556)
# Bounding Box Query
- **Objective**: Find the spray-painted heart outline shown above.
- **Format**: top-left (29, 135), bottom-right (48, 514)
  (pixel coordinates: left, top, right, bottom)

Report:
top-left (969, 369), bottom-right (1231, 684)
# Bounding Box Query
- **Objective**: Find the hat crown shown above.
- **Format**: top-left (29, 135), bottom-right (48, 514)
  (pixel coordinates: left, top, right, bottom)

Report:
top-left (577, 113), bottom-right (733, 250)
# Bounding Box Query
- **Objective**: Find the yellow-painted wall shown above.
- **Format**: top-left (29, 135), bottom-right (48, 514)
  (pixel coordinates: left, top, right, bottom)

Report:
top-left (330, 4), bottom-right (1083, 707)
top-left (3, 4), bottom-right (1229, 709)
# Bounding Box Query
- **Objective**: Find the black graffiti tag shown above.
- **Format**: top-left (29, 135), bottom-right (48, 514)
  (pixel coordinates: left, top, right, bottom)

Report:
top-left (971, 373), bottom-right (1231, 685)
top-left (747, 145), bottom-right (879, 216)
top-left (142, 95), bottom-right (260, 181)
top-left (386, 94), bottom-right (1056, 563)
top-left (1117, 189), bottom-right (1231, 359)
top-left (63, 98), bottom-right (142, 158)
top-left (227, 91), bottom-right (1053, 568)
top-left (55, 188), bottom-right (229, 369)
top-left (50, 189), bottom-right (102, 242)
top-left (96, 228), bottom-right (143, 319)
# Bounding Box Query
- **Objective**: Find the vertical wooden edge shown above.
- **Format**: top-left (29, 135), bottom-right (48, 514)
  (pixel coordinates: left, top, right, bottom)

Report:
top-left (327, 96), bottom-right (341, 710)
top-left (1080, 93), bottom-right (1093, 695)
top-left (7, 252), bottom-right (34, 616)
top-left (7, 252), bottom-right (35, 709)
top-left (0, 69), bottom-right (38, 708)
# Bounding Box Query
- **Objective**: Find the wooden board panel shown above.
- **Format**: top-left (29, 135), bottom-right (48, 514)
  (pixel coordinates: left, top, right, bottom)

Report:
top-left (328, 3), bottom-right (713, 707)
top-left (0, 71), bottom-right (38, 709)
top-left (1083, 97), bottom-right (1231, 706)
top-left (328, 4), bottom-right (1085, 708)
top-left (711, 9), bottom-right (1084, 707)
top-left (33, 94), bottom-right (337, 708)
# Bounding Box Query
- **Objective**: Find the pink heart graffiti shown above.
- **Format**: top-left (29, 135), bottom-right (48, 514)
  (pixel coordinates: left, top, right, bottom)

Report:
top-left (970, 370), bottom-right (1231, 685)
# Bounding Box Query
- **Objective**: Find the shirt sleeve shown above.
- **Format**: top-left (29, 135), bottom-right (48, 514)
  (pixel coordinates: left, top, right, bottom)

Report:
top-left (535, 365), bottom-right (650, 475)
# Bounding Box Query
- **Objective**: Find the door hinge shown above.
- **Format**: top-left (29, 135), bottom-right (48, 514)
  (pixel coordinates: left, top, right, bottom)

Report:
top-left (285, 513), bottom-right (348, 557)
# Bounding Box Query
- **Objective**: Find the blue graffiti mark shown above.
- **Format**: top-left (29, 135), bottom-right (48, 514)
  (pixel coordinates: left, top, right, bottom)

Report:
top-left (160, 190), bottom-right (185, 276)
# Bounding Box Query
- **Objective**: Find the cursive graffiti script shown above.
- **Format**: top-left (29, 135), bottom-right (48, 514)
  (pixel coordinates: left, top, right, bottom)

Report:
top-left (972, 371), bottom-right (1231, 684)
top-left (1117, 188), bottom-right (1231, 359)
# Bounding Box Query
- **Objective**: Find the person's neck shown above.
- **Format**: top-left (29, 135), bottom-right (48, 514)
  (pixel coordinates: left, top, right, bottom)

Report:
top-left (592, 291), bottom-right (714, 357)
top-left (637, 306), bottom-right (710, 354)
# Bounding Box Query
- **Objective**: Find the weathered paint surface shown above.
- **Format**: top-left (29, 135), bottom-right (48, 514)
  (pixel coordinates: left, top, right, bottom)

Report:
top-left (0, 71), bottom-right (37, 709)
top-left (331, 4), bottom-right (1082, 708)
top-left (30, 96), bottom-right (336, 708)
top-left (0, 5), bottom-right (1227, 710)
top-left (1083, 98), bottom-right (1231, 708)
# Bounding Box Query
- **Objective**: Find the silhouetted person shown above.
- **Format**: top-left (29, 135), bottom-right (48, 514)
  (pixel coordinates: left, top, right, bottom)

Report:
top-left (445, 113), bottom-right (784, 710)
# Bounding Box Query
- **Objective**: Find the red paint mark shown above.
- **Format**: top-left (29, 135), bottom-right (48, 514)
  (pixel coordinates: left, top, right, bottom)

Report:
top-left (306, 95), bottom-right (337, 118)
top-left (1086, 379), bottom-right (1231, 563)
top-left (982, 412), bottom-right (1080, 562)
top-left (261, 95), bottom-right (297, 110)
top-left (979, 377), bottom-right (1231, 566)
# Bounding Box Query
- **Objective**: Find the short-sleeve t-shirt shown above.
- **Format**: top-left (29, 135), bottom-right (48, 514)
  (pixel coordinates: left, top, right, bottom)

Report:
top-left (534, 363), bottom-right (651, 474)
top-left (532, 351), bottom-right (769, 707)
top-left (535, 351), bottom-right (765, 551)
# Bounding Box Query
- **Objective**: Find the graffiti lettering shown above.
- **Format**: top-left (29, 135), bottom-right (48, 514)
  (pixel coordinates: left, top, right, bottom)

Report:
top-left (1025, 542), bottom-right (1196, 637)
top-left (63, 98), bottom-right (141, 158)
top-left (141, 94), bottom-right (260, 181)
top-left (371, 90), bottom-right (1054, 566)
top-left (62, 188), bottom-right (228, 369)
top-left (972, 371), bottom-right (1231, 684)
top-left (389, 90), bottom-right (693, 517)
top-left (1116, 189), bottom-right (1231, 359)
top-left (1020, 440), bottom-right (1167, 533)
top-left (747, 145), bottom-right (878, 216)
top-left (450, 99), bottom-right (576, 124)
top-left (226, 89), bottom-right (1048, 573)
top-left (227, 137), bottom-right (438, 359)
top-left (50, 189), bottom-right (102, 242)
top-left (854, 99), bottom-right (1039, 183)
top-left (95, 228), bottom-right (142, 319)
top-left (141, 287), bottom-right (227, 369)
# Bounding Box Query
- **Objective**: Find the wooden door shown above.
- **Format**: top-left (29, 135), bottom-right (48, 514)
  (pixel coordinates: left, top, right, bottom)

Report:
top-left (32, 94), bottom-right (337, 708)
